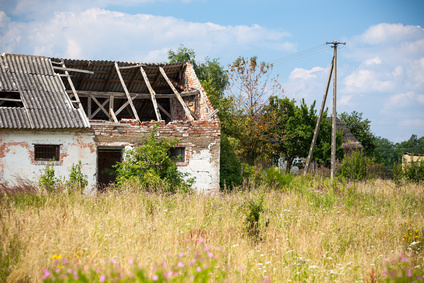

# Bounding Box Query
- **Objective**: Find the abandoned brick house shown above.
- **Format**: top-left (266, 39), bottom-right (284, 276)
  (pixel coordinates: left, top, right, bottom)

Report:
top-left (0, 53), bottom-right (220, 192)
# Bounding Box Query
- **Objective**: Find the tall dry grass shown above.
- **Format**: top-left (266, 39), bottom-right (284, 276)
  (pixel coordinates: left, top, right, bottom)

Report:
top-left (0, 177), bottom-right (423, 282)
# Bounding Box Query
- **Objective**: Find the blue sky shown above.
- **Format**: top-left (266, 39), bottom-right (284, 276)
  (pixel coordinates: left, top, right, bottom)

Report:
top-left (1, 0), bottom-right (423, 142)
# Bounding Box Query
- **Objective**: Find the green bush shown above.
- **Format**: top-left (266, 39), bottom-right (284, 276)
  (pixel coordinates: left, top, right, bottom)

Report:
top-left (337, 150), bottom-right (383, 181)
top-left (114, 127), bottom-right (194, 192)
top-left (393, 158), bottom-right (424, 185)
top-left (264, 166), bottom-right (294, 189)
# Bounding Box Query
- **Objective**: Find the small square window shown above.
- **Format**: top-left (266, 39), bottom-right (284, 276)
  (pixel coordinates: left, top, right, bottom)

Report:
top-left (34, 145), bottom-right (60, 161)
top-left (169, 147), bottom-right (185, 163)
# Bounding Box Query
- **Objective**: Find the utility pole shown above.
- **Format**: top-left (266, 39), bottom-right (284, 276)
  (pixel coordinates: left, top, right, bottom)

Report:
top-left (303, 41), bottom-right (345, 178)
top-left (328, 41), bottom-right (345, 179)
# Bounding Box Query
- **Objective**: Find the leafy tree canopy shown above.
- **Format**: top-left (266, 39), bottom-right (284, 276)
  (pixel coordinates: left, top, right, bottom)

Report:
top-left (264, 96), bottom-right (343, 172)
top-left (339, 111), bottom-right (377, 158)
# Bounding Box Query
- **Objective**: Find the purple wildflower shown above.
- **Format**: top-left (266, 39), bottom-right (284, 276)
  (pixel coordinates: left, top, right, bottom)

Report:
top-left (152, 274), bottom-right (159, 281)
top-left (100, 275), bottom-right (106, 282)
top-left (42, 269), bottom-right (50, 280)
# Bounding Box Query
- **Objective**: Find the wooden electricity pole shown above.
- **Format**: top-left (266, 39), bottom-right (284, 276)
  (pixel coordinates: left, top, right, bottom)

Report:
top-left (304, 41), bottom-right (345, 178)
top-left (329, 41), bottom-right (345, 179)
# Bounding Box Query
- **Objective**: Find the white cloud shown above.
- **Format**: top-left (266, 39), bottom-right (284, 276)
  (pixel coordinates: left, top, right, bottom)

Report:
top-left (338, 95), bottom-right (352, 106)
top-left (361, 23), bottom-right (423, 45)
top-left (381, 92), bottom-right (424, 114)
top-left (0, 8), bottom-right (292, 62)
top-left (289, 66), bottom-right (324, 80)
top-left (343, 69), bottom-right (394, 93)
top-left (364, 57), bottom-right (381, 65)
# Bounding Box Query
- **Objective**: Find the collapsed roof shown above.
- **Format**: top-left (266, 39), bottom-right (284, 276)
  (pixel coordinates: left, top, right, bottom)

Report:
top-left (0, 53), bottom-right (214, 129)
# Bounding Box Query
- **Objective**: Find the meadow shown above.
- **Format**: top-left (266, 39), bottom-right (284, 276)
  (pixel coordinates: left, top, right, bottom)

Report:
top-left (1, 177), bottom-right (423, 282)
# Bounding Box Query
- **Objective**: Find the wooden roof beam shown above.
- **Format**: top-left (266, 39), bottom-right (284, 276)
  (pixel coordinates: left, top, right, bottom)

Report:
top-left (159, 66), bottom-right (194, 121)
top-left (114, 62), bottom-right (140, 122)
top-left (140, 66), bottom-right (162, 122)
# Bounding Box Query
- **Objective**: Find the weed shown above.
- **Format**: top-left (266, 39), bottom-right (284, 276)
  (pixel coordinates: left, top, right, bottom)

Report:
top-left (66, 161), bottom-right (88, 194)
top-left (240, 192), bottom-right (269, 242)
top-left (38, 163), bottom-right (58, 193)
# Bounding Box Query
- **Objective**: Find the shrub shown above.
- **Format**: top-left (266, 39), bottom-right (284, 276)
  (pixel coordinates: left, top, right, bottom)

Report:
top-left (240, 192), bottom-right (269, 242)
top-left (263, 166), bottom-right (293, 189)
top-left (393, 159), bottom-right (424, 185)
top-left (337, 150), bottom-right (382, 181)
top-left (114, 127), bottom-right (194, 192)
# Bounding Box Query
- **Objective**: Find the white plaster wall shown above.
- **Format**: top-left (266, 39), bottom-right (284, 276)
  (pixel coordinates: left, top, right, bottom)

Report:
top-left (0, 129), bottom-right (97, 191)
top-left (177, 144), bottom-right (220, 193)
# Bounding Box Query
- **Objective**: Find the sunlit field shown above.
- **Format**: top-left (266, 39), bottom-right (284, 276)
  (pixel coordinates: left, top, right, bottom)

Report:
top-left (1, 177), bottom-right (423, 282)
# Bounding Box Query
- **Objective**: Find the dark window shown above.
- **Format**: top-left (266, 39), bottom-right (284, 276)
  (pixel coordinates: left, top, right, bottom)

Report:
top-left (169, 147), bottom-right (185, 162)
top-left (34, 145), bottom-right (60, 161)
top-left (0, 91), bottom-right (24, 107)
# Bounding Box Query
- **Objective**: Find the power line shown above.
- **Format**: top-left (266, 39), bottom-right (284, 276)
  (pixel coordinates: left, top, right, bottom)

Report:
top-left (270, 44), bottom-right (328, 66)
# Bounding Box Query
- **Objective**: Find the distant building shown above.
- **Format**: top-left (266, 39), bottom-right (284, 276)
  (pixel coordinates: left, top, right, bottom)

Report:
top-left (402, 152), bottom-right (423, 167)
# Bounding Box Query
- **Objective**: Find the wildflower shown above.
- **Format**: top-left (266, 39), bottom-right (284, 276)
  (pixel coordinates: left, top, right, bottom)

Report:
top-left (42, 269), bottom-right (50, 280)
top-left (196, 267), bottom-right (202, 272)
top-left (128, 258), bottom-right (134, 265)
top-left (407, 269), bottom-right (412, 277)
top-left (178, 262), bottom-right (184, 268)
top-left (152, 274), bottom-right (159, 281)
top-left (207, 252), bottom-right (213, 258)
top-left (100, 275), bottom-right (106, 282)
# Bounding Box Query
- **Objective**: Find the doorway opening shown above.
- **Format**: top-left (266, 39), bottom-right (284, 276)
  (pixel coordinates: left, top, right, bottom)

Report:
top-left (97, 147), bottom-right (122, 189)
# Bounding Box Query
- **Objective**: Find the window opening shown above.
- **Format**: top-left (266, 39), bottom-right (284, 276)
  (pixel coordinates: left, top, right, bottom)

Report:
top-left (34, 145), bottom-right (60, 161)
top-left (169, 147), bottom-right (185, 163)
top-left (0, 91), bottom-right (24, 107)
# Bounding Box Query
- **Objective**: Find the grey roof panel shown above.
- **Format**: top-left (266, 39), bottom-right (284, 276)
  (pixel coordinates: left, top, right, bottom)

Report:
top-left (0, 54), bottom-right (88, 129)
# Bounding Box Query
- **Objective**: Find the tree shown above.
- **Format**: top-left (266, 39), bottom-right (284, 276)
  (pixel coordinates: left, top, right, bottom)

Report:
top-left (227, 56), bottom-right (284, 165)
top-left (396, 134), bottom-right (424, 155)
top-left (375, 136), bottom-right (398, 167)
top-left (264, 97), bottom-right (344, 172)
top-left (339, 111), bottom-right (377, 157)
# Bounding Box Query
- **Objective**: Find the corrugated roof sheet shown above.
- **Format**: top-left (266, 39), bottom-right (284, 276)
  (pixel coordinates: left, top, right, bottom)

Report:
top-left (0, 53), bottom-right (89, 129)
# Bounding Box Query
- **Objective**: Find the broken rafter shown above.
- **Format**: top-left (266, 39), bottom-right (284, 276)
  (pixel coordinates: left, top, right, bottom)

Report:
top-left (119, 64), bottom-right (145, 69)
top-left (67, 90), bottom-right (199, 99)
top-left (159, 66), bottom-right (194, 121)
top-left (53, 66), bottom-right (94, 74)
top-left (140, 66), bottom-right (162, 121)
top-left (114, 62), bottom-right (140, 122)
top-left (60, 62), bottom-right (90, 126)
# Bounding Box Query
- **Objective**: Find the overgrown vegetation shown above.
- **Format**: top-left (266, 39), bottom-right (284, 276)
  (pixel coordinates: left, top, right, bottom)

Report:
top-left (1, 176), bottom-right (423, 282)
top-left (113, 126), bottom-right (194, 192)
top-left (337, 150), bottom-right (383, 181)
